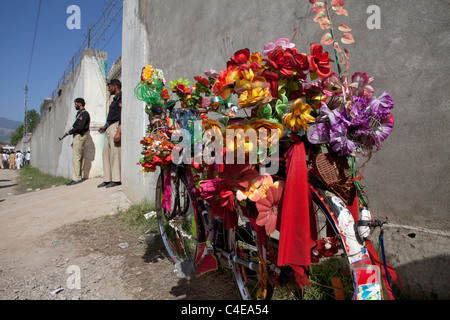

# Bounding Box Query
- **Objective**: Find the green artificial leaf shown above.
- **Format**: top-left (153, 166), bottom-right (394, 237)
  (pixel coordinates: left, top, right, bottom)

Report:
top-left (261, 104), bottom-right (273, 119)
top-left (275, 94), bottom-right (288, 117)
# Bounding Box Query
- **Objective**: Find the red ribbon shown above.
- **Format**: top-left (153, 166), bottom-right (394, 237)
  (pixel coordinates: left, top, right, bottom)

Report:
top-left (277, 136), bottom-right (317, 288)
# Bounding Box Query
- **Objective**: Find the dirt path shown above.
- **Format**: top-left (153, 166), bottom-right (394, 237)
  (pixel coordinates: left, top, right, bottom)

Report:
top-left (0, 170), bottom-right (238, 300)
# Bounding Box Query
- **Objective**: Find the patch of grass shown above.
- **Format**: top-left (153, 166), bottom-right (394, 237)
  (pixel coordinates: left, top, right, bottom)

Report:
top-left (303, 258), bottom-right (354, 300)
top-left (18, 165), bottom-right (71, 192)
top-left (115, 202), bottom-right (159, 235)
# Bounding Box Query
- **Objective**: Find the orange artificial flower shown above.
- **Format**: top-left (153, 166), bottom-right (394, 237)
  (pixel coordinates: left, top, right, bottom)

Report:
top-left (282, 99), bottom-right (316, 132)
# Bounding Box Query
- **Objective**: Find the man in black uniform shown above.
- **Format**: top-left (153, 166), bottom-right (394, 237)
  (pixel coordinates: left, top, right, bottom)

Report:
top-left (66, 98), bottom-right (90, 186)
top-left (98, 79), bottom-right (122, 188)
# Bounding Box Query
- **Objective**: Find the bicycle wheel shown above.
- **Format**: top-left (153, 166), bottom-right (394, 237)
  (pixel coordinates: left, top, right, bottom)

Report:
top-left (269, 186), bottom-right (364, 300)
top-left (231, 205), bottom-right (274, 300)
top-left (156, 168), bottom-right (201, 277)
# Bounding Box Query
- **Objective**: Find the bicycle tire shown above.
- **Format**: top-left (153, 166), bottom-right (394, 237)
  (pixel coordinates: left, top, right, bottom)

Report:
top-left (156, 168), bottom-right (202, 277)
top-left (271, 186), bottom-right (367, 300)
top-left (230, 206), bottom-right (274, 300)
top-left (231, 185), bottom-right (367, 300)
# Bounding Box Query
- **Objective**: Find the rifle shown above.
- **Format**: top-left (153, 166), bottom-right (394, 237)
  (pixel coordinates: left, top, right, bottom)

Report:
top-left (59, 133), bottom-right (69, 141)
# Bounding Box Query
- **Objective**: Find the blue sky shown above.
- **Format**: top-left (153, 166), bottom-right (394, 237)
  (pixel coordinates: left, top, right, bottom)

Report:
top-left (0, 0), bottom-right (122, 122)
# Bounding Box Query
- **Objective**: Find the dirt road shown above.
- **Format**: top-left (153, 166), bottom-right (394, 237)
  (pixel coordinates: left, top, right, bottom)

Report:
top-left (0, 170), bottom-right (238, 300)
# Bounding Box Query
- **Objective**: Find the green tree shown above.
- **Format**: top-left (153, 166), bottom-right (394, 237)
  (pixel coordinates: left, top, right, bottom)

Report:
top-left (25, 109), bottom-right (40, 133)
top-left (10, 124), bottom-right (24, 145)
top-left (10, 109), bottom-right (40, 145)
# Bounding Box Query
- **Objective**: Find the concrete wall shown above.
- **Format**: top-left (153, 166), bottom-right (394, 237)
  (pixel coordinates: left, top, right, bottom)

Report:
top-left (121, 0), bottom-right (450, 298)
top-left (31, 48), bottom-right (108, 179)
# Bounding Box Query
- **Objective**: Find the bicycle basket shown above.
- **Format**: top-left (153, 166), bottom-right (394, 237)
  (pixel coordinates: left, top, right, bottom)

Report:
top-left (315, 151), bottom-right (356, 206)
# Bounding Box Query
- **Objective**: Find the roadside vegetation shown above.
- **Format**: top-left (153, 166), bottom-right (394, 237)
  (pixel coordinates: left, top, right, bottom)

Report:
top-left (115, 202), bottom-right (159, 235)
top-left (18, 165), bottom-right (71, 192)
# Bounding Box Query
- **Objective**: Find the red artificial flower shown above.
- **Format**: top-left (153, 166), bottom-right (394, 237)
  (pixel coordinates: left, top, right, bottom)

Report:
top-left (212, 65), bottom-right (239, 100)
top-left (265, 46), bottom-right (297, 78)
top-left (194, 76), bottom-right (210, 88)
top-left (265, 46), bottom-right (309, 79)
top-left (307, 43), bottom-right (333, 80)
top-left (161, 88), bottom-right (170, 100)
top-left (227, 48), bottom-right (250, 67)
top-left (262, 70), bottom-right (280, 98)
top-left (174, 83), bottom-right (192, 96)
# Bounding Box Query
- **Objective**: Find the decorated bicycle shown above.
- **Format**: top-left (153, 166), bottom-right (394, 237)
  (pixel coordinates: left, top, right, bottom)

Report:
top-left (135, 0), bottom-right (402, 300)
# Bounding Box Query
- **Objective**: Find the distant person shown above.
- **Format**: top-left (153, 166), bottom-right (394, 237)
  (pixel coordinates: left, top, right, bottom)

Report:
top-left (9, 151), bottom-right (15, 170)
top-left (15, 150), bottom-right (23, 169)
top-left (65, 98), bottom-right (91, 186)
top-left (25, 151), bottom-right (31, 166)
top-left (0, 151), bottom-right (4, 169)
top-left (2, 152), bottom-right (8, 169)
top-left (98, 79), bottom-right (122, 189)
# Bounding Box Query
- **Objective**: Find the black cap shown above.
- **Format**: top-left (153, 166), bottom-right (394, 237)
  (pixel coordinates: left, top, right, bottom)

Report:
top-left (107, 79), bottom-right (122, 88)
top-left (74, 98), bottom-right (86, 106)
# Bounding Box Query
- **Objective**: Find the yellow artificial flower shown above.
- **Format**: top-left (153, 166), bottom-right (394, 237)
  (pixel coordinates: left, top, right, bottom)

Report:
top-left (141, 65), bottom-right (155, 83)
top-left (225, 123), bottom-right (256, 154)
top-left (238, 86), bottom-right (272, 108)
top-left (250, 119), bottom-right (284, 148)
top-left (282, 99), bottom-right (316, 132)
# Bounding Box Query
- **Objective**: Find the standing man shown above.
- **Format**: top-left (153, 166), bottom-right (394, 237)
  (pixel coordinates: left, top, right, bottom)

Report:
top-left (66, 98), bottom-right (90, 186)
top-left (15, 150), bottom-right (23, 169)
top-left (98, 79), bottom-right (122, 188)
top-left (25, 151), bottom-right (31, 166)
top-left (9, 151), bottom-right (15, 170)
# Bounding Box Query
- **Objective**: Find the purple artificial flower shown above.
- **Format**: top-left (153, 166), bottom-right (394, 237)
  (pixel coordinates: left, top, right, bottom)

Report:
top-left (371, 91), bottom-right (394, 118)
top-left (373, 113), bottom-right (395, 144)
top-left (330, 122), bottom-right (357, 156)
top-left (308, 122), bottom-right (330, 144)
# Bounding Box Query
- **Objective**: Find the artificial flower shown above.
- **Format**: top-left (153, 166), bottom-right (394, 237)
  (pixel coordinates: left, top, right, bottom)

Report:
top-left (308, 121), bottom-right (331, 144)
top-left (249, 119), bottom-right (284, 148)
top-left (262, 70), bottom-right (281, 98)
top-left (212, 65), bottom-right (239, 100)
top-left (282, 99), bottom-right (316, 132)
top-left (218, 164), bottom-right (262, 190)
top-left (263, 38), bottom-right (296, 56)
top-left (174, 83), bottom-right (192, 96)
top-left (141, 65), bottom-right (154, 83)
top-left (161, 89), bottom-right (170, 100)
top-left (307, 43), bottom-right (333, 80)
top-left (370, 91), bottom-right (395, 117)
top-left (321, 73), bottom-right (343, 97)
top-left (265, 46), bottom-right (306, 79)
top-left (204, 69), bottom-right (219, 82)
top-left (238, 86), bottom-right (272, 108)
top-left (350, 72), bottom-right (374, 97)
top-left (227, 48), bottom-right (250, 67)
top-left (234, 69), bottom-right (268, 94)
top-left (255, 183), bottom-right (285, 235)
top-left (236, 175), bottom-right (265, 202)
top-left (224, 123), bottom-right (257, 155)
top-left (329, 122), bottom-right (357, 155)
top-left (194, 76), bottom-right (210, 89)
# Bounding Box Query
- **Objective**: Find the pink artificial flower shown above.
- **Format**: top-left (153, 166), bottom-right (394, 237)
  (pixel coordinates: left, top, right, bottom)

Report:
top-left (255, 181), bottom-right (285, 235)
top-left (350, 72), bottom-right (374, 97)
top-left (322, 73), bottom-right (343, 97)
top-left (263, 37), bottom-right (296, 56)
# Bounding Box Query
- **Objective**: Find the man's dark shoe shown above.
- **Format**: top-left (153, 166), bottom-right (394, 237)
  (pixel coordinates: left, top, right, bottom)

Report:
top-left (67, 180), bottom-right (82, 186)
top-left (106, 182), bottom-right (121, 188)
top-left (97, 182), bottom-right (111, 188)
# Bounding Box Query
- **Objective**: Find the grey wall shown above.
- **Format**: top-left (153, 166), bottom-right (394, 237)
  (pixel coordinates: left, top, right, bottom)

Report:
top-left (31, 49), bottom-right (108, 179)
top-left (120, 0), bottom-right (449, 298)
